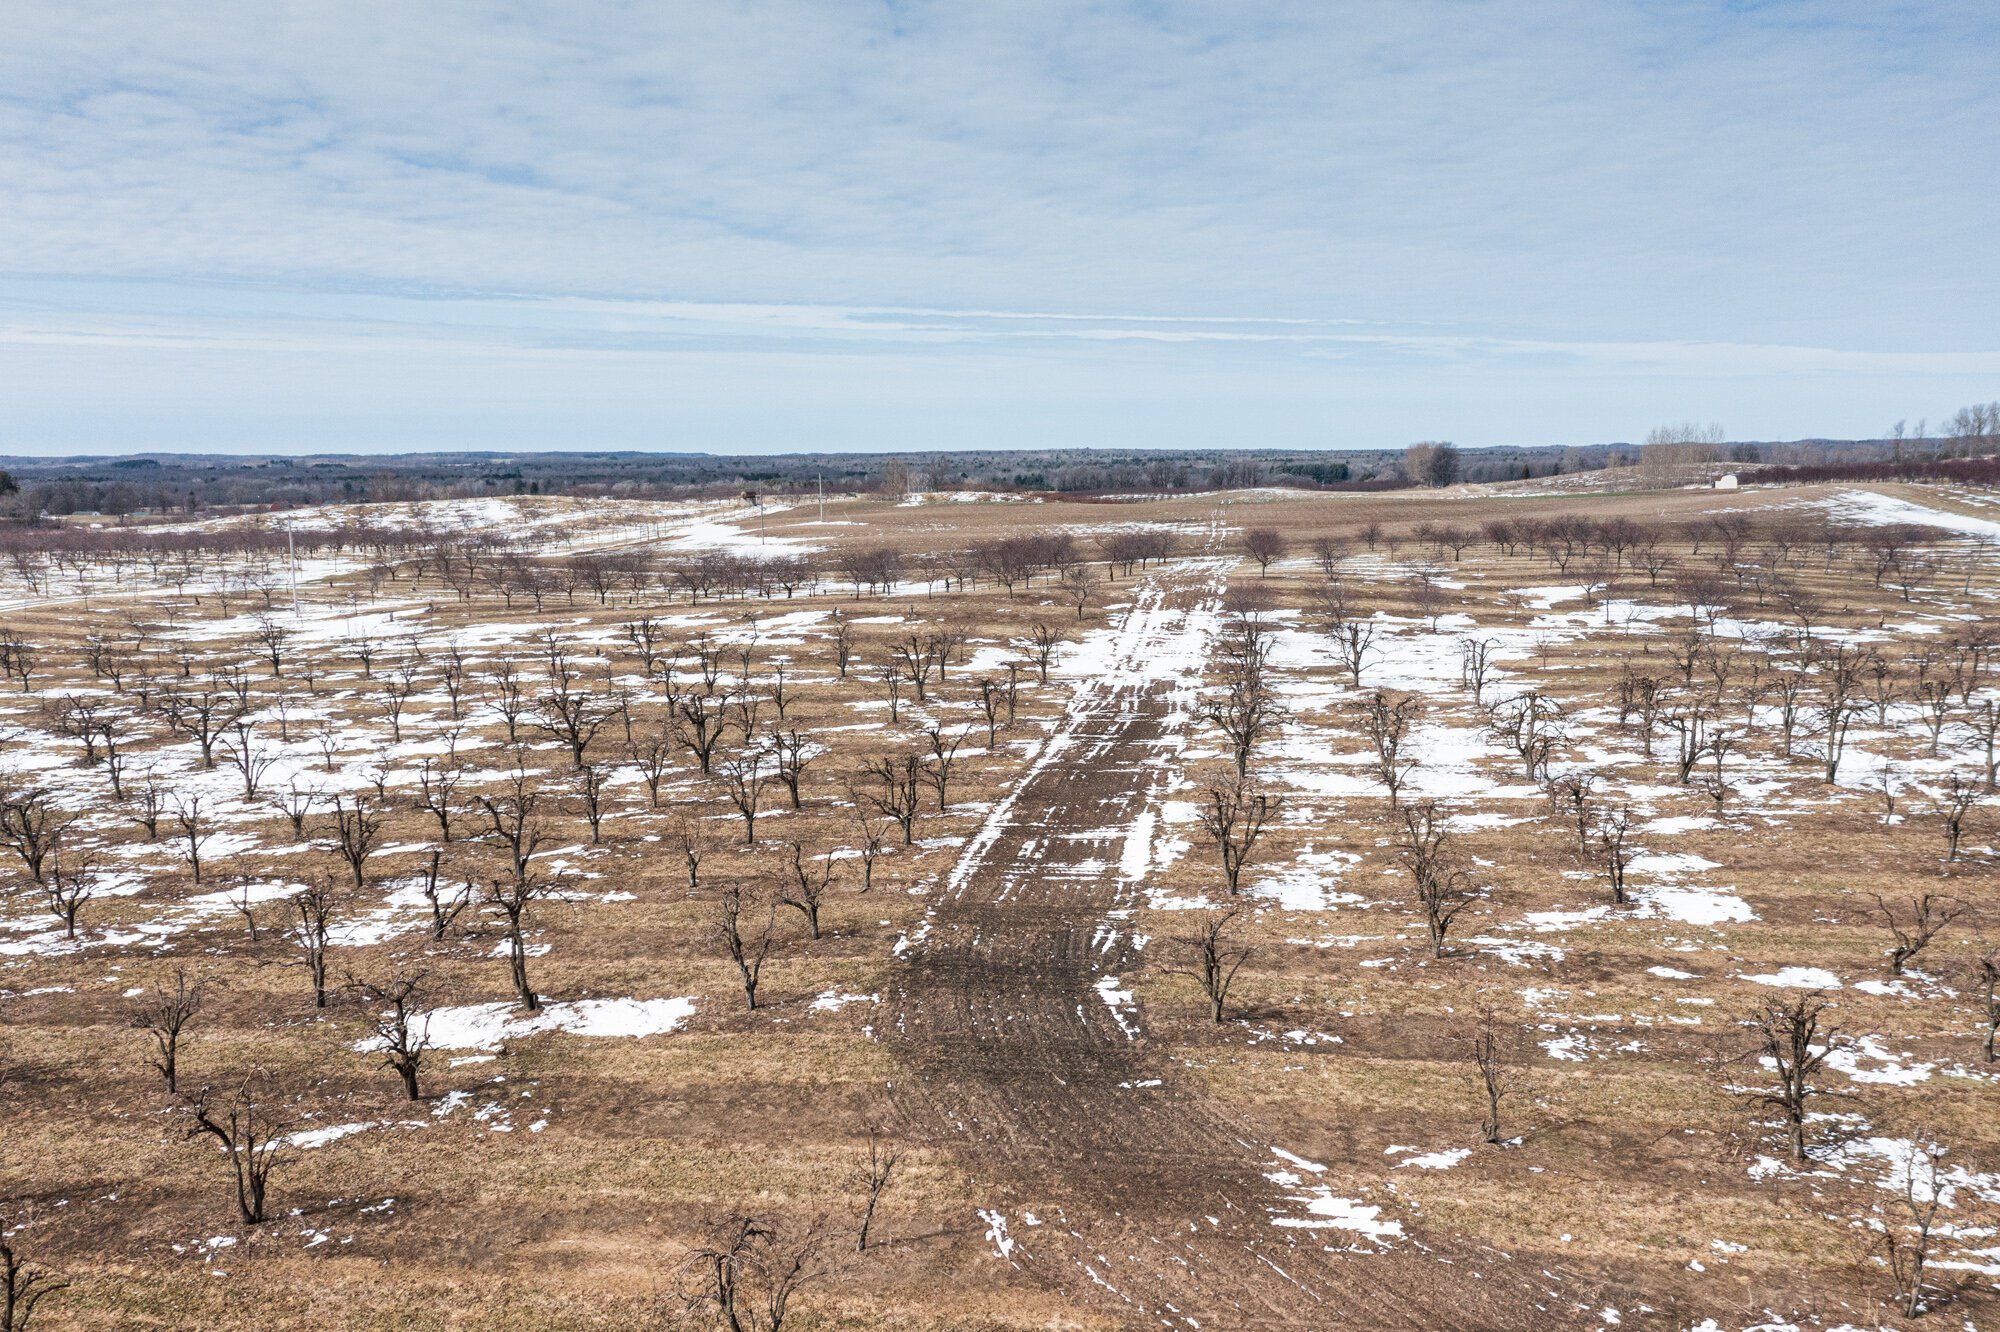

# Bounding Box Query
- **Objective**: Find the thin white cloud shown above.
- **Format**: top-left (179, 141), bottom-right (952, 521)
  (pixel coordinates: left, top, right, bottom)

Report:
top-left (5, 293), bottom-right (1996, 383)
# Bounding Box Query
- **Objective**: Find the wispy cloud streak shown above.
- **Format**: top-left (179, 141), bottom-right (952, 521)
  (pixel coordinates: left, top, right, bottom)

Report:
top-left (0, 2), bottom-right (1995, 452)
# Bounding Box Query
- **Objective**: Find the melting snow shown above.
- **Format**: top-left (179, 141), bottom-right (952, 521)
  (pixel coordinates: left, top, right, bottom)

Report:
top-left (367, 997), bottom-right (697, 1051)
top-left (1387, 1146), bottom-right (1471, 1170)
top-left (809, 990), bottom-right (878, 1013)
top-left (1743, 967), bottom-right (1840, 990)
top-left (1264, 1149), bottom-right (1403, 1244)
top-left (1094, 975), bottom-right (1139, 1039)
top-left (284, 1121), bottom-right (377, 1150)
top-left (977, 1209), bottom-right (1017, 1260)
top-left (1640, 887), bottom-right (1755, 926)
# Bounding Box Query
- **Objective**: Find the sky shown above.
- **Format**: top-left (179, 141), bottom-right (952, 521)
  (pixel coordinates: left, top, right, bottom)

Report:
top-left (1, 2), bottom-right (1995, 457)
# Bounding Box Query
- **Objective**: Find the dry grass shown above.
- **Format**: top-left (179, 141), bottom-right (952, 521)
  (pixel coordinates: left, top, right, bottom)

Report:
top-left (2, 482), bottom-right (1997, 1328)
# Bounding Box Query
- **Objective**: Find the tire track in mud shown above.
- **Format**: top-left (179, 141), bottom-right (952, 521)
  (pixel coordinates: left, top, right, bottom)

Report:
top-left (887, 560), bottom-right (1593, 1329)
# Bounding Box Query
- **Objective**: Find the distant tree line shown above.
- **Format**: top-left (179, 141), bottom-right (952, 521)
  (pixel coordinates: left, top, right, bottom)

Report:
top-left (5, 409), bottom-right (1993, 522)
top-left (1754, 456), bottom-right (2000, 487)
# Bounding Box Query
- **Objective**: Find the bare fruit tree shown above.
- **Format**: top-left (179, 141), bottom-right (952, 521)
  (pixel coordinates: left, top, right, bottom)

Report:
top-left (477, 772), bottom-right (549, 884)
top-left (1240, 527), bottom-right (1287, 576)
top-left (220, 724), bottom-right (277, 800)
top-left (672, 690), bottom-right (732, 774)
top-left (534, 682), bottom-right (609, 768)
top-left (627, 722), bottom-right (676, 809)
top-left (771, 728), bottom-right (817, 809)
top-left (921, 725), bottom-right (964, 813)
top-left (325, 795), bottom-right (383, 888)
top-left (1458, 636), bottom-right (1499, 706)
top-left (286, 880), bottom-right (337, 1009)
top-left (1026, 621), bottom-right (1060, 684)
top-left (716, 883), bottom-right (779, 1010)
top-left (1324, 611), bottom-right (1378, 688)
top-left (1876, 893), bottom-right (1965, 976)
top-left (829, 610), bottom-right (853, 678)
top-left (401, 849), bottom-right (464, 941)
top-left (777, 842), bottom-right (838, 941)
top-left (350, 972), bottom-right (432, 1100)
top-left (575, 761), bottom-right (610, 843)
top-left (0, 784), bottom-right (70, 886)
top-left (1166, 907), bottom-right (1251, 1023)
top-left (1981, 951), bottom-right (2000, 1062)
top-left (1544, 770), bottom-right (1596, 862)
top-left (1060, 563), bottom-right (1099, 619)
top-left (131, 966), bottom-right (204, 1094)
top-left (224, 880), bottom-right (264, 940)
top-left (974, 678), bottom-right (1005, 746)
top-left (675, 820), bottom-right (709, 897)
top-left (1197, 769), bottom-right (1280, 895)
top-left (1200, 624), bottom-right (1282, 776)
top-left (183, 1071), bottom-right (291, 1225)
top-left (1360, 689), bottom-right (1421, 809)
top-left (131, 776), bottom-right (165, 841)
top-left (859, 754), bottom-right (924, 846)
top-left (1592, 806), bottom-right (1635, 906)
top-left (851, 807), bottom-right (888, 891)
top-left (1740, 991), bottom-right (1848, 1163)
top-left (719, 751), bottom-right (771, 844)
top-left (415, 758), bottom-right (462, 842)
top-left (1879, 1130), bottom-right (1955, 1319)
top-left (41, 849), bottom-right (96, 939)
top-left (677, 1211), bottom-right (832, 1332)
top-left (485, 661), bottom-right (531, 743)
top-left (1470, 1007), bottom-right (1515, 1145)
top-left (1397, 801), bottom-right (1478, 958)
top-left (0, 1221), bottom-right (67, 1332)
top-left (271, 779), bottom-right (319, 842)
top-left (854, 1124), bottom-right (902, 1252)
top-left (486, 875), bottom-right (548, 1012)
top-left (172, 796), bottom-right (214, 884)
top-left (1931, 771), bottom-right (1981, 863)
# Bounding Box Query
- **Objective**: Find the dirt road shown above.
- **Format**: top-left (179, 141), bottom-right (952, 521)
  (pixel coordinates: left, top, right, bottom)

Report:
top-left (888, 563), bottom-right (1589, 1330)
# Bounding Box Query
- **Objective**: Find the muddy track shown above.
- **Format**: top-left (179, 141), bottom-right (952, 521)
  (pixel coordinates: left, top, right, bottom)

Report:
top-left (888, 565), bottom-right (1596, 1330)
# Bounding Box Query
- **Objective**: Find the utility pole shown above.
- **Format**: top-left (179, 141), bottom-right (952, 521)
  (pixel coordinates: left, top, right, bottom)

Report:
top-left (818, 474), bottom-right (825, 523)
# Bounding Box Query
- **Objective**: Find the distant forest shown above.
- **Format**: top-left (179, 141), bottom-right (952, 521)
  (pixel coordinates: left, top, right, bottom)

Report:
top-left (0, 422), bottom-right (1992, 522)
